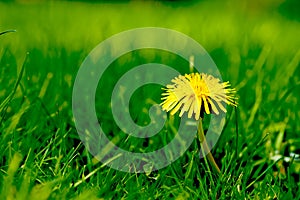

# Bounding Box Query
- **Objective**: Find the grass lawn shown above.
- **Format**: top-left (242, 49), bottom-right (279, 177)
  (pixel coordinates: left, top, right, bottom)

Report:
top-left (0, 0), bottom-right (300, 199)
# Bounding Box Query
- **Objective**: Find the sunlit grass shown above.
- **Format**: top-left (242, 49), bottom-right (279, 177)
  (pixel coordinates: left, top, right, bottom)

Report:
top-left (0, 0), bottom-right (299, 199)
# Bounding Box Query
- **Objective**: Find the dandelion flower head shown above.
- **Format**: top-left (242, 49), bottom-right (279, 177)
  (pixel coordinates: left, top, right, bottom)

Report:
top-left (160, 73), bottom-right (237, 120)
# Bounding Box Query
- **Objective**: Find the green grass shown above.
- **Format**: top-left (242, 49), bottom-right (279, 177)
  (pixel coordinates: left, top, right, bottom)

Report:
top-left (1, 0), bottom-right (300, 199)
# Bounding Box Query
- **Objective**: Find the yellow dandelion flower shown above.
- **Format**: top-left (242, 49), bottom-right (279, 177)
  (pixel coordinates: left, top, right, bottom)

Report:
top-left (160, 73), bottom-right (237, 120)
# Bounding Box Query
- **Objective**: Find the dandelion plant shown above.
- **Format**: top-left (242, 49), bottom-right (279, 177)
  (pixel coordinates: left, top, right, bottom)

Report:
top-left (161, 72), bottom-right (237, 174)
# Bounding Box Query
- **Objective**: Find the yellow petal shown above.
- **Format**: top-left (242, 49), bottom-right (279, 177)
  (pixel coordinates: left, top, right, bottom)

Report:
top-left (215, 100), bottom-right (227, 113)
top-left (188, 100), bottom-right (195, 118)
top-left (202, 96), bottom-right (210, 114)
top-left (170, 103), bottom-right (182, 115)
top-left (194, 96), bottom-right (202, 120)
top-left (207, 98), bottom-right (219, 115)
top-left (179, 96), bottom-right (192, 117)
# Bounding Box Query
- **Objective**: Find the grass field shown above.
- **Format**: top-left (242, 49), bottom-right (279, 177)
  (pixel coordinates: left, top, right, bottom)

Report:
top-left (1, 0), bottom-right (300, 199)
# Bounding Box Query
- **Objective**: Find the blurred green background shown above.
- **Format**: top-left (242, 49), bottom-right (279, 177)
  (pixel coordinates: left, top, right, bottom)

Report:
top-left (1, 0), bottom-right (299, 199)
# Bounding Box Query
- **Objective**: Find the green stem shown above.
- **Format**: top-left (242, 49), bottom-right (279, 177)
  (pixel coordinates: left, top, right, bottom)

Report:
top-left (197, 118), bottom-right (221, 174)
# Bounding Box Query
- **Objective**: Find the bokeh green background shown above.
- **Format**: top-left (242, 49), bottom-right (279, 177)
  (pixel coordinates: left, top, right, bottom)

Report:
top-left (1, 0), bottom-right (299, 199)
